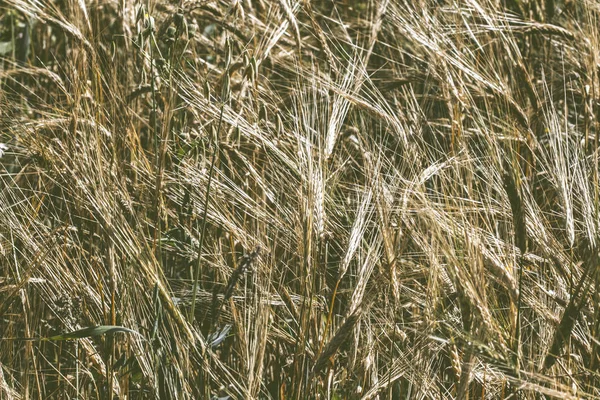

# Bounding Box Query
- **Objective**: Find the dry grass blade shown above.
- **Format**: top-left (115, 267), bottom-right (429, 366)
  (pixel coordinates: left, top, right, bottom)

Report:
top-left (1, 0), bottom-right (599, 397)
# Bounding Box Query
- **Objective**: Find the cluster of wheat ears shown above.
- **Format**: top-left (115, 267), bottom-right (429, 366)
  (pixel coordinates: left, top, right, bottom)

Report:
top-left (0, 0), bottom-right (599, 398)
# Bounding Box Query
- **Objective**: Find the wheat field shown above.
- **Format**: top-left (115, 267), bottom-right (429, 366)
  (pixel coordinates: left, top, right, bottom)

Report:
top-left (0, 0), bottom-right (599, 398)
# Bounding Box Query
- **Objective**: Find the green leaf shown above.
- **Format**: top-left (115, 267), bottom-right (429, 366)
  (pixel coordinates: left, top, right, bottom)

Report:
top-left (0, 42), bottom-right (13, 56)
top-left (45, 325), bottom-right (143, 341)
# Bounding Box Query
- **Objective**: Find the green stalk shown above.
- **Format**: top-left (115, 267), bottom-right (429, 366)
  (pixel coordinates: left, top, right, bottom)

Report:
top-left (189, 97), bottom-right (226, 323)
